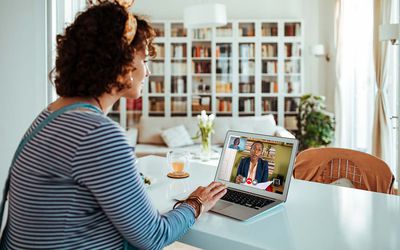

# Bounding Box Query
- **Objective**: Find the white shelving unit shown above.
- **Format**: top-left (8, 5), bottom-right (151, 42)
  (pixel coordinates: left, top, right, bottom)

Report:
top-left (108, 20), bottom-right (304, 131)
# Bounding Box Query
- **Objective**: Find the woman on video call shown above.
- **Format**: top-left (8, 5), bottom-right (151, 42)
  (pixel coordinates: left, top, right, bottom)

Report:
top-left (235, 142), bottom-right (269, 184)
top-left (0, 1), bottom-right (227, 249)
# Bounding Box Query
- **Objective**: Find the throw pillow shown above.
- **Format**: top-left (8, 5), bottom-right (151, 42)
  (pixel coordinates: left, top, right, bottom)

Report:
top-left (161, 125), bottom-right (194, 148)
top-left (330, 178), bottom-right (355, 188)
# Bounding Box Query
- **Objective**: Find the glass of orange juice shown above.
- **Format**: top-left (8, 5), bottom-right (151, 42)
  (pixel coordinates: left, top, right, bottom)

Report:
top-left (166, 150), bottom-right (190, 178)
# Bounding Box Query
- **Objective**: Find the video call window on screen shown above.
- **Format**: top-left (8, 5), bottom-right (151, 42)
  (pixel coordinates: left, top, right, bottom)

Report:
top-left (219, 136), bottom-right (294, 194)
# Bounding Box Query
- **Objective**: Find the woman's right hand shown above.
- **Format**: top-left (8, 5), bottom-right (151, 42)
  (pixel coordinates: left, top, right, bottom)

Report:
top-left (187, 182), bottom-right (227, 213)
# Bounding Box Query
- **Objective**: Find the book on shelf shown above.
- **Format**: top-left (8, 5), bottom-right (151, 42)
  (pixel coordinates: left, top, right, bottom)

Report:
top-left (262, 98), bottom-right (277, 112)
top-left (261, 44), bottom-right (277, 57)
top-left (149, 62), bottom-right (164, 75)
top-left (216, 82), bottom-right (232, 93)
top-left (239, 25), bottom-right (255, 36)
top-left (216, 60), bottom-right (231, 74)
top-left (285, 23), bottom-right (301, 36)
top-left (239, 44), bottom-right (255, 58)
top-left (239, 60), bottom-right (255, 75)
top-left (192, 96), bottom-right (211, 111)
top-left (285, 99), bottom-right (298, 112)
top-left (154, 44), bottom-right (165, 58)
top-left (239, 98), bottom-right (254, 112)
top-left (150, 99), bottom-right (164, 112)
top-left (149, 81), bottom-right (164, 93)
top-left (239, 83), bottom-right (255, 93)
top-left (172, 44), bottom-right (186, 58)
top-left (284, 61), bottom-right (300, 74)
top-left (216, 99), bottom-right (232, 112)
top-left (261, 81), bottom-right (278, 93)
top-left (285, 43), bottom-right (301, 57)
top-left (193, 29), bottom-right (211, 40)
top-left (284, 116), bottom-right (298, 130)
top-left (216, 44), bottom-right (231, 58)
top-left (171, 62), bottom-right (187, 75)
top-left (192, 45), bottom-right (211, 58)
top-left (262, 61), bottom-right (277, 74)
top-left (192, 61), bottom-right (211, 74)
top-left (171, 100), bottom-right (186, 112)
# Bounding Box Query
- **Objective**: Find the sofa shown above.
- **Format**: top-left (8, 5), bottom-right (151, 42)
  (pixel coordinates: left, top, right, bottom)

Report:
top-left (127, 114), bottom-right (295, 157)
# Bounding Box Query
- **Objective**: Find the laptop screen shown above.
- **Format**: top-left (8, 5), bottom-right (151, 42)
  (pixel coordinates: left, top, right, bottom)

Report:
top-left (216, 132), bottom-right (297, 197)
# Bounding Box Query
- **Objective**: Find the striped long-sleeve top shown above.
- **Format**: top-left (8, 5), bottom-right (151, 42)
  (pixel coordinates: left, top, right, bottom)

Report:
top-left (0, 109), bottom-right (195, 249)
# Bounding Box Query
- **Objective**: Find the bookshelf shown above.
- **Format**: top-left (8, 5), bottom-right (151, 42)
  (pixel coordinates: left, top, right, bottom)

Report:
top-left (109, 20), bottom-right (303, 132)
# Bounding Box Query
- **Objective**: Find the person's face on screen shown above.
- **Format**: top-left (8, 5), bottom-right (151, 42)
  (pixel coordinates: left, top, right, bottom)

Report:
top-left (250, 143), bottom-right (263, 160)
top-left (234, 138), bottom-right (240, 146)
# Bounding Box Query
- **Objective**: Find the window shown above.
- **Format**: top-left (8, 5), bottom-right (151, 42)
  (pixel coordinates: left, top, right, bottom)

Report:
top-left (47, 0), bottom-right (87, 103)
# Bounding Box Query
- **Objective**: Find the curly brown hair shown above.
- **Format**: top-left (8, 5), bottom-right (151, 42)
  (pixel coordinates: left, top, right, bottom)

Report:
top-left (51, 2), bottom-right (156, 97)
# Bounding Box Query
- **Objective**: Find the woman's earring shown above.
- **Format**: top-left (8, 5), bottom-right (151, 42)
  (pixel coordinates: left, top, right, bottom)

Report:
top-left (130, 76), bottom-right (134, 82)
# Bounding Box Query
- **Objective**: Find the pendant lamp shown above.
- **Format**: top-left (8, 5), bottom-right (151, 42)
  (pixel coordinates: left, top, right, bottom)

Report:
top-left (184, 3), bottom-right (227, 29)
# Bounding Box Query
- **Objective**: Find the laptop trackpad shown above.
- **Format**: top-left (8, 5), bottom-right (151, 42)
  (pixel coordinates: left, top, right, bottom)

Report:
top-left (212, 200), bottom-right (233, 212)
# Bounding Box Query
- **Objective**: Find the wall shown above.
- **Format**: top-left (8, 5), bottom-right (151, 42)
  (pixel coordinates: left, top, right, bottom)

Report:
top-left (0, 0), bottom-right (47, 197)
top-left (134, 0), bottom-right (337, 111)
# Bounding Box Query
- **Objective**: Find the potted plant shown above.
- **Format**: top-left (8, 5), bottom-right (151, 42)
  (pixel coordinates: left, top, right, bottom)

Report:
top-left (296, 94), bottom-right (335, 151)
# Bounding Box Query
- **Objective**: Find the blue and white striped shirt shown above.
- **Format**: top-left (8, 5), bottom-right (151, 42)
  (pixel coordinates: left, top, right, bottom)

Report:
top-left (0, 109), bottom-right (195, 249)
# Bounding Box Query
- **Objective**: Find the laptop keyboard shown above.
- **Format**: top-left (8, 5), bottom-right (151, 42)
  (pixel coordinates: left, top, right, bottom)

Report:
top-left (221, 189), bottom-right (275, 210)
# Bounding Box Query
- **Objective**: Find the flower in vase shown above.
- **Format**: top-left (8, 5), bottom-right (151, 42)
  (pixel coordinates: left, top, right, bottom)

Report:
top-left (193, 110), bottom-right (215, 157)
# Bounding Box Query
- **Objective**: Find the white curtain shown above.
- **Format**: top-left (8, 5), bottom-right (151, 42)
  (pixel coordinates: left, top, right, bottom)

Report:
top-left (371, 0), bottom-right (392, 171)
top-left (334, 0), bottom-right (375, 152)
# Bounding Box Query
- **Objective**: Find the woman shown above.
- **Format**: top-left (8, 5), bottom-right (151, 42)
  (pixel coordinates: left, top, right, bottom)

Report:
top-left (0, 1), bottom-right (226, 249)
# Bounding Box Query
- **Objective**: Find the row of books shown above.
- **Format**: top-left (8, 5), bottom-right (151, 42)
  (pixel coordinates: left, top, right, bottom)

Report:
top-left (261, 81), bottom-right (279, 93)
top-left (262, 98), bottom-right (278, 112)
top-left (192, 96), bottom-right (211, 111)
top-left (239, 44), bottom-right (255, 58)
top-left (239, 98), bottom-right (255, 112)
top-left (149, 62), bottom-right (164, 75)
top-left (153, 24), bottom-right (165, 37)
top-left (149, 81), bottom-right (164, 93)
top-left (216, 60), bottom-right (231, 74)
top-left (285, 99), bottom-right (299, 112)
top-left (192, 45), bottom-right (211, 58)
top-left (284, 61), bottom-right (301, 74)
top-left (261, 24), bottom-right (278, 36)
top-left (285, 81), bottom-right (301, 93)
top-left (171, 26), bottom-right (186, 37)
top-left (239, 60), bottom-right (255, 75)
top-left (262, 61), bottom-right (278, 74)
top-left (149, 99), bottom-right (165, 112)
top-left (216, 82), bottom-right (232, 93)
top-left (261, 44), bottom-right (278, 58)
top-left (239, 24), bottom-right (255, 37)
top-left (216, 99), bottom-right (232, 112)
top-left (171, 62), bottom-right (187, 75)
top-left (171, 44), bottom-right (187, 58)
top-left (285, 43), bottom-right (301, 57)
top-left (192, 61), bottom-right (211, 74)
top-left (216, 26), bottom-right (232, 37)
top-left (284, 23), bottom-right (301, 36)
top-left (171, 100), bottom-right (187, 112)
top-left (238, 83), bottom-right (255, 93)
top-left (154, 44), bottom-right (165, 58)
top-left (171, 77), bottom-right (186, 93)
top-left (216, 44), bottom-right (232, 58)
top-left (126, 98), bottom-right (142, 111)
top-left (192, 28), bottom-right (211, 40)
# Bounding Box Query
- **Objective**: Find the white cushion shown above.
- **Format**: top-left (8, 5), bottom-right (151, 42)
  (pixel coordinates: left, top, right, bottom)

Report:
top-left (161, 125), bottom-right (194, 148)
top-left (137, 114), bottom-right (278, 146)
top-left (330, 178), bottom-right (355, 188)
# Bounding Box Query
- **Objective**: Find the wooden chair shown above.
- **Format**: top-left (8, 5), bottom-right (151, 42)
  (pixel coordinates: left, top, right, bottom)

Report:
top-left (293, 148), bottom-right (395, 194)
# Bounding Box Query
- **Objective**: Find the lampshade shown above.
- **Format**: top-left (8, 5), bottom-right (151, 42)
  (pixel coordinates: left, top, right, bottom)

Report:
top-left (184, 3), bottom-right (227, 29)
top-left (312, 44), bottom-right (326, 56)
top-left (379, 23), bottom-right (400, 44)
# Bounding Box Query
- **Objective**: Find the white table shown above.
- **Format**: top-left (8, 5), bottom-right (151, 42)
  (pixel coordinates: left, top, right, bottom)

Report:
top-left (138, 155), bottom-right (400, 250)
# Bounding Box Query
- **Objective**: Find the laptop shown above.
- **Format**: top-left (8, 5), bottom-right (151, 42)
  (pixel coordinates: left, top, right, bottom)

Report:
top-left (209, 130), bottom-right (298, 221)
